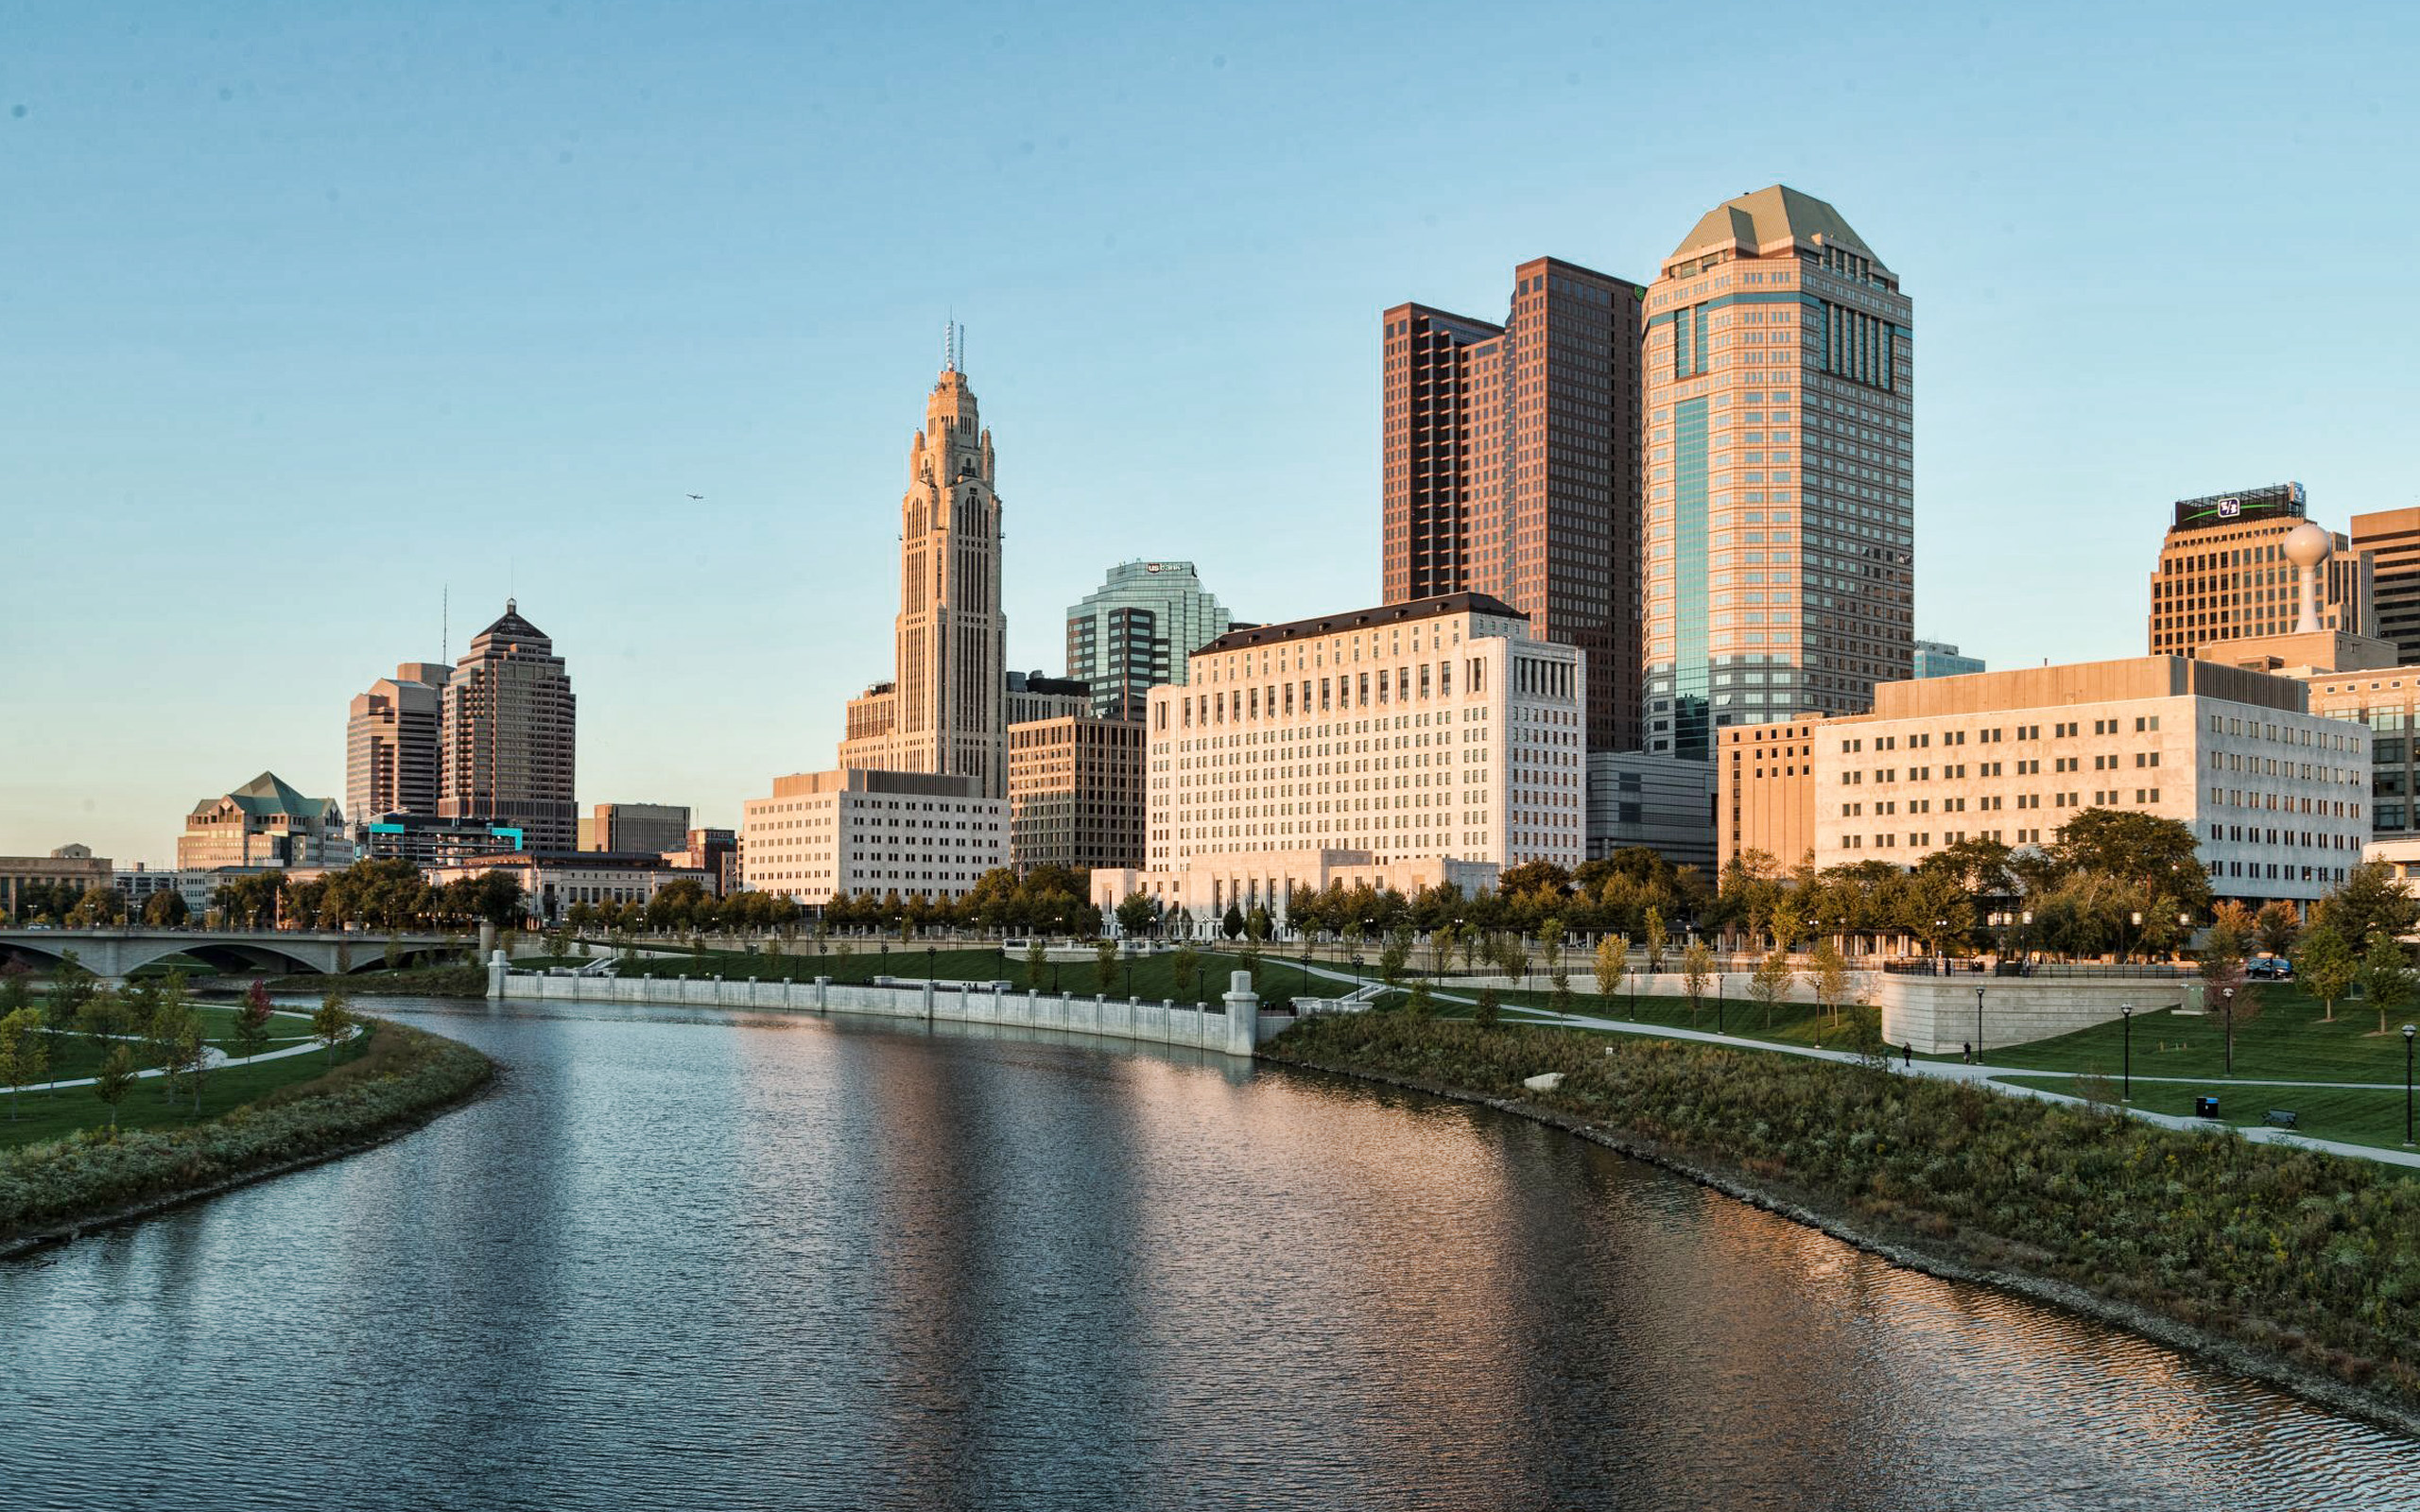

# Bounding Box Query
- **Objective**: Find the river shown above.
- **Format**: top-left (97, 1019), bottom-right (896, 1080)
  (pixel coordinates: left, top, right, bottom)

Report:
top-left (5, 995), bottom-right (2415, 1510)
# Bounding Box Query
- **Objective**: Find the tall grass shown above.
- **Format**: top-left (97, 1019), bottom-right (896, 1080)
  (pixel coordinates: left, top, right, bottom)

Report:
top-left (0, 1021), bottom-right (493, 1245)
top-left (1270, 1013), bottom-right (2420, 1408)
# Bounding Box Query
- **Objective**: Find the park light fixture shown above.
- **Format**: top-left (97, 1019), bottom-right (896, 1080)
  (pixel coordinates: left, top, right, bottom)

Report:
top-left (2119, 1002), bottom-right (2134, 1103)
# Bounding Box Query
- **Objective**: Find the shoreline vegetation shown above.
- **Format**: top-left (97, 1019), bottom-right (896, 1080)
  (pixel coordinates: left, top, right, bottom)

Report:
top-left (1262, 1012), bottom-right (2420, 1435)
top-left (0, 1019), bottom-right (494, 1256)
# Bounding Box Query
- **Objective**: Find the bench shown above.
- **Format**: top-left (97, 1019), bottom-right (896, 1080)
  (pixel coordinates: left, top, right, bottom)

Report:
top-left (2262, 1108), bottom-right (2299, 1129)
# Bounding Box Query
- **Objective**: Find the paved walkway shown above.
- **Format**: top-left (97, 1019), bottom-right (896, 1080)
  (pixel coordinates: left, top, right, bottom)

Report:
top-left (18, 1014), bottom-right (345, 1093)
top-left (1293, 965), bottom-right (2420, 1171)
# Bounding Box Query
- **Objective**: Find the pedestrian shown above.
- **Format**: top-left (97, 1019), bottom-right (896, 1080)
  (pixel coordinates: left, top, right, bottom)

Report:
top-left (1962, 1040), bottom-right (1972, 1064)
top-left (1903, 1041), bottom-right (1913, 1069)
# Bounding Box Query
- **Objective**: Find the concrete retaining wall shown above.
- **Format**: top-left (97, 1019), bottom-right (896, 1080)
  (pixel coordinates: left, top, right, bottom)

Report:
top-left (1877, 974), bottom-right (2196, 1057)
top-left (489, 957), bottom-right (1273, 1058)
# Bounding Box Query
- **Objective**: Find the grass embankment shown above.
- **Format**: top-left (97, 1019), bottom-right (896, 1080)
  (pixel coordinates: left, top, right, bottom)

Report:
top-left (265, 963), bottom-right (486, 997)
top-left (1969, 988), bottom-right (2416, 1082)
top-left (1266, 1012), bottom-right (2420, 1418)
top-left (0, 1020), bottom-right (493, 1248)
top-left (27, 1005), bottom-right (319, 1086)
top-left (566, 946), bottom-right (1262, 1005)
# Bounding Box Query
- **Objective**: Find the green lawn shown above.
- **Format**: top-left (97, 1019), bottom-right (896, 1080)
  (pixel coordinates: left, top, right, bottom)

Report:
top-left (1415, 976), bottom-right (1864, 1048)
top-left (1996, 1074), bottom-right (2419, 1153)
top-left (1951, 988), bottom-right (2420, 1084)
top-left (26, 1007), bottom-right (320, 1082)
top-left (0, 1024), bottom-right (373, 1149)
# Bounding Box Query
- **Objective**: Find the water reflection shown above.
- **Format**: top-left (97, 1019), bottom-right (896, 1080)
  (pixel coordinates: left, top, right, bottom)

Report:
top-left (2, 994), bottom-right (2412, 1512)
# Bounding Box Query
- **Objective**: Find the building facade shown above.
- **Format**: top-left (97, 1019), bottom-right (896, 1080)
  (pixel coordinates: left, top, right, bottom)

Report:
top-left (1643, 185), bottom-right (1915, 759)
top-left (1004, 670), bottom-right (1091, 727)
top-left (1381, 257), bottom-right (1645, 753)
top-left (1718, 721), bottom-right (1820, 870)
top-left (1912, 640), bottom-right (1983, 679)
top-left (1143, 592), bottom-right (1584, 875)
top-left (178, 772), bottom-right (353, 871)
top-left (2350, 507), bottom-right (2420, 664)
top-left (427, 850), bottom-right (711, 924)
top-left (1091, 850), bottom-right (1498, 939)
top-left (1586, 751), bottom-right (1718, 872)
top-left (740, 768), bottom-right (1007, 908)
top-left (1064, 560), bottom-right (1232, 721)
top-left (579, 802), bottom-right (691, 855)
top-left (0, 845), bottom-right (114, 921)
top-left (438, 600), bottom-right (578, 852)
top-left (660, 828), bottom-right (740, 896)
top-left (1007, 714), bottom-right (1146, 873)
top-left (2148, 485), bottom-right (2372, 658)
top-left (346, 662), bottom-right (450, 833)
top-left (838, 336), bottom-right (1008, 797)
top-left (1721, 658), bottom-right (2367, 904)
top-left (357, 815), bottom-right (527, 868)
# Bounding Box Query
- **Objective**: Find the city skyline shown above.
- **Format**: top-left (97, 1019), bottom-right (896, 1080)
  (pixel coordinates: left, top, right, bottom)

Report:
top-left (10, 2), bottom-right (2420, 861)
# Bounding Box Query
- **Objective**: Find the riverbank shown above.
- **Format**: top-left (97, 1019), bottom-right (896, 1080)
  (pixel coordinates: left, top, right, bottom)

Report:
top-left (1262, 1013), bottom-right (2420, 1436)
top-left (0, 1019), bottom-right (494, 1256)
top-left (260, 963), bottom-right (487, 997)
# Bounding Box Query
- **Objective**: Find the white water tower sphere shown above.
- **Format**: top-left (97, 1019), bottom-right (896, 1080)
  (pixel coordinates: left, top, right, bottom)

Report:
top-left (2283, 520), bottom-right (2333, 570)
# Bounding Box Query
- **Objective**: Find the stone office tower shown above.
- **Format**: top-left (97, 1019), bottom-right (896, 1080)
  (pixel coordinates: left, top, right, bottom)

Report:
top-left (346, 661), bottom-right (451, 827)
top-left (438, 600), bottom-right (578, 851)
top-left (1380, 257), bottom-right (1646, 753)
top-left (839, 331), bottom-right (1008, 797)
top-left (1642, 186), bottom-right (1914, 760)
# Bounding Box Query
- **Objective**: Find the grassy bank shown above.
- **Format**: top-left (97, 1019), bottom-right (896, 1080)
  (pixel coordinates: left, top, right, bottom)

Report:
top-left (1997, 1075), bottom-right (2418, 1152)
top-left (1265, 1012), bottom-right (2420, 1417)
top-left (0, 1020), bottom-right (493, 1249)
top-left (265, 964), bottom-right (486, 998)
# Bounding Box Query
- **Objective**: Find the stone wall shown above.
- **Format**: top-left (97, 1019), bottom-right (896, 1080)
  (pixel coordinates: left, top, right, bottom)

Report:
top-left (488, 958), bottom-right (1275, 1058)
top-left (1877, 974), bottom-right (2197, 1057)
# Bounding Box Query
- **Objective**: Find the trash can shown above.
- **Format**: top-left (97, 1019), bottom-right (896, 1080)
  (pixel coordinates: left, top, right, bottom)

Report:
top-left (2194, 1095), bottom-right (2221, 1120)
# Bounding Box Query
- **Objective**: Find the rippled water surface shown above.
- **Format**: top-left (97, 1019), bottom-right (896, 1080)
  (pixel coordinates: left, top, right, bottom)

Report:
top-left (6, 996), bottom-right (2417, 1510)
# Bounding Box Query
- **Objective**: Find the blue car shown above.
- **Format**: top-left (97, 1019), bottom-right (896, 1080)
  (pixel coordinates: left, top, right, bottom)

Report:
top-left (2245, 955), bottom-right (2294, 981)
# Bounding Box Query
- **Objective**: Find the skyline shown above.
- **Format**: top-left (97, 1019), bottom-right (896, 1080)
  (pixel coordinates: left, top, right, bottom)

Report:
top-left (9, 1), bottom-right (2420, 862)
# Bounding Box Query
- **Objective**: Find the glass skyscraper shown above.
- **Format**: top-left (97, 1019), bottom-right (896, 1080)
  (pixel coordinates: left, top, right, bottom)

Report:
top-left (1064, 560), bottom-right (1232, 721)
top-left (1642, 186), bottom-right (1914, 759)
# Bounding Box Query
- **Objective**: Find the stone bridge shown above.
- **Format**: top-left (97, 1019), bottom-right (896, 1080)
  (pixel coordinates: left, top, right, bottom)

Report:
top-left (0, 928), bottom-right (466, 983)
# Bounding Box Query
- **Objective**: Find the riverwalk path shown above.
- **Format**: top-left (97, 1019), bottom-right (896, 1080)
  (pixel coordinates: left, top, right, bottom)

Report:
top-left (1298, 964), bottom-right (2420, 1171)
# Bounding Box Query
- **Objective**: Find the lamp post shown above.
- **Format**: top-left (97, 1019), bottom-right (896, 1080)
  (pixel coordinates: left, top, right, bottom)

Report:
top-left (1934, 919), bottom-right (1947, 975)
top-left (1715, 971), bottom-right (1724, 1035)
top-left (2222, 985), bottom-right (2236, 1077)
top-left (2120, 1002), bottom-right (2134, 1103)
top-left (926, 944), bottom-right (936, 982)
top-left (880, 942), bottom-right (889, 980)
top-left (1975, 986), bottom-right (1985, 1060)
top-left (2404, 1023), bottom-right (2415, 1148)
top-left (2128, 910), bottom-right (2143, 967)
top-left (1300, 947), bottom-right (1312, 999)
top-left (1352, 954), bottom-right (1365, 992)
top-left (2020, 910), bottom-right (2032, 971)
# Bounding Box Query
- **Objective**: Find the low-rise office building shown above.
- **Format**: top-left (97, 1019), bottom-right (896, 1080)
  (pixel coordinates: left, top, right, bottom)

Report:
top-left (0, 845), bottom-right (115, 921)
top-left (1721, 657), bottom-right (2368, 903)
top-left (427, 850), bottom-right (712, 923)
top-left (178, 772), bottom-right (353, 871)
top-left (357, 814), bottom-right (528, 868)
top-left (1586, 752), bottom-right (1717, 873)
top-left (1718, 721), bottom-right (1821, 870)
top-left (660, 828), bottom-right (739, 896)
top-left (1008, 714), bottom-right (1146, 873)
top-left (740, 769), bottom-right (1007, 909)
top-left (579, 802), bottom-right (692, 855)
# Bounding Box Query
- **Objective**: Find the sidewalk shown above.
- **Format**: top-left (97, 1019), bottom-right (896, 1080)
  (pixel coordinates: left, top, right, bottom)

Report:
top-left (1291, 964), bottom-right (2420, 1171)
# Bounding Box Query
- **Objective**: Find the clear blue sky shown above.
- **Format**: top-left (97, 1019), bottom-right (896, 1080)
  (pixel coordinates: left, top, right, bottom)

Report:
top-left (6, 0), bottom-right (2416, 863)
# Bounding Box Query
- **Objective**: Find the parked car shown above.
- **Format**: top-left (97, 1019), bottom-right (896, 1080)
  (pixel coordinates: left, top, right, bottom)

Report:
top-left (2246, 955), bottom-right (2294, 980)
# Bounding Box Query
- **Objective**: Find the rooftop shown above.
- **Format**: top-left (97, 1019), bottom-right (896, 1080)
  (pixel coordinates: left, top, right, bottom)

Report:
top-left (1668, 184), bottom-right (1877, 268)
top-left (1194, 593), bottom-right (1526, 657)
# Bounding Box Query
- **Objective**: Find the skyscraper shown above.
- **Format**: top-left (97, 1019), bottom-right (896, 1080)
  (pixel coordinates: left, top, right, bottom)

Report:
top-left (836, 332), bottom-right (1008, 797)
top-left (2147, 484), bottom-right (2372, 657)
top-left (2349, 507), bottom-right (2420, 663)
top-left (346, 662), bottom-right (450, 827)
top-left (438, 599), bottom-right (578, 851)
top-left (1642, 186), bottom-right (1914, 759)
top-left (1064, 559), bottom-right (1232, 720)
top-left (1381, 256), bottom-right (1645, 752)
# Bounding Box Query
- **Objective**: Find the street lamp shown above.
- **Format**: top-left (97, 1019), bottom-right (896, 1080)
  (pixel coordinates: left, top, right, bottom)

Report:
top-left (1976, 986), bottom-right (1985, 1060)
top-left (926, 944), bottom-right (936, 982)
top-left (2404, 1023), bottom-right (2415, 1148)
top-left (880, 942), bottom-right (890, 980)
top-left (2221, 985), bottom-right (2236, 1077)
top-left (1934, 919), bottom-right (1948, 975)
top-left (2128, 910), bottom-right (2143, 967)
top-left (2120, 1002), bottom-right (2134, 1103)
top-left (1352, 953), bottom-right (1365, 992)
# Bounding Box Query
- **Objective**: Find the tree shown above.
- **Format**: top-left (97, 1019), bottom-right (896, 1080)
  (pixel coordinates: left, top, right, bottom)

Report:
top-left (0, 1005), bottom-right (47, 1119)
top-left (2360, 933), bottom-right (2413, 1038)
top-left (1245, 904), bottom-right (1272, 945)
top-left (1095, 938), bottom-right (1120, 995)
top-left (312, 990), bottom-right (354, 1067)
top-left (1220, 903), bottom-right (1245, 941)
top-left (1473, 987), bottom-right (1500, 1030)
top-left (1379, 927), bottom-right (1412, 989)
top-left (1169, 942), bottom-right (1201, 1001)
top-left (2298, 925), bottom-right (2357, 1023)
top-left (1593, 935), bottom-right (1630, 1017)
top-left (141, 889), bottom-right (190, 928)
top-left (1115, 891), bottom-right (1155, 937)
top-left (44, 954), bottom-right (94, 1035)
top-left (146, 981), bottom-right (203, 1107)
top-left (1749, 948), bottom-right (1792, 1031)
top-left (76, 988), bottom-right (131, 1060)
top-left (1024, 940), bottom-right (1048, 992)
top-left (1642, 908), bottom-right (1668, 975)
top-left (1681, 940), bottom-right (1714, 1025)
top-left (93, 1043), bottom-right (137, 1130)
top-left (233, 979), bottom-right (277, 1061)
top-left (2253, 901), bottom-right (2302, 961)
top-left (2047, 809), bottom-right (2212, 910)
top-left (2201, 902), bottom-right (2256, 1072)
top-left (2315, 863), bottom-right (2419, 951)
top-left (1405, 980), bottom-right (1434, 1019)
top-left (66, 884), bottom-right (126, 929)
top-left (1809, 938), bottom-right (1851, 1026)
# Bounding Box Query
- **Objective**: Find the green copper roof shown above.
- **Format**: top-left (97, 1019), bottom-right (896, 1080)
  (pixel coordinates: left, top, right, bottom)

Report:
top-left (204, 771), bottom-right (338, 820)
top-left (1669, 185), bottom-right (1876, 265)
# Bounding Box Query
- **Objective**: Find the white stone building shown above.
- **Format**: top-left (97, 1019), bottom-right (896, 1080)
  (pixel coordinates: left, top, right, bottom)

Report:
top-left (740, 768), bottom-right (1007, 909)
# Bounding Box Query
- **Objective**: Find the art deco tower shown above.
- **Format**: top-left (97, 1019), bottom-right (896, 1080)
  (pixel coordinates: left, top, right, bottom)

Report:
top-left (438, 600), bottom-right (577, 850)
top-left (840, 331), bottom-right (1008, 797)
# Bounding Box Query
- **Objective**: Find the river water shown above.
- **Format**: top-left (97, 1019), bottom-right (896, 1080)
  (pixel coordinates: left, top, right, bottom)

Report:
top-left (5, 995), bottom-right (2415, 1510)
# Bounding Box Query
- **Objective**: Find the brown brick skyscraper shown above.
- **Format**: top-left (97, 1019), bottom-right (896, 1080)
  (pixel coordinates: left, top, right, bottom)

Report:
top-left (1381, 256), bottom-right (1644, 752)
